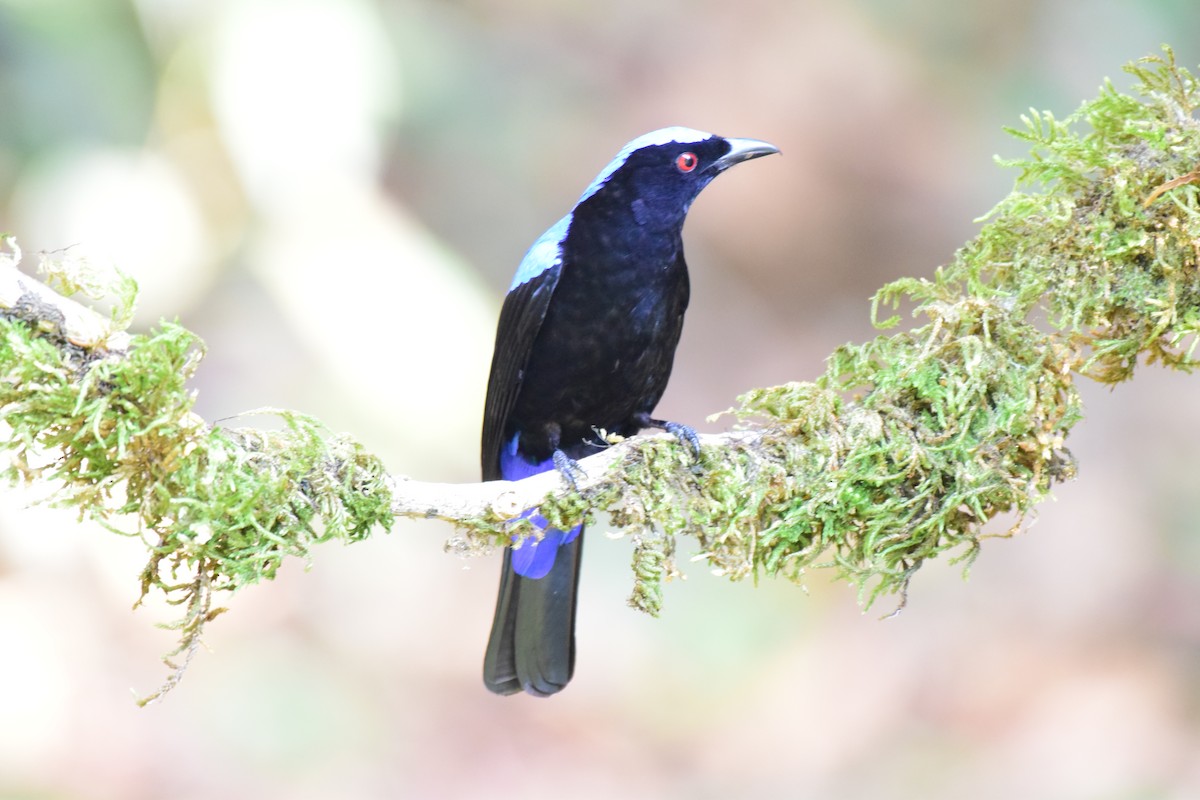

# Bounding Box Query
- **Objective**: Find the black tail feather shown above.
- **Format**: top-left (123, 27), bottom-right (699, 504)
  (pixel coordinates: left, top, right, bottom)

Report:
top-left (483, 532), bottom-right (583, 696)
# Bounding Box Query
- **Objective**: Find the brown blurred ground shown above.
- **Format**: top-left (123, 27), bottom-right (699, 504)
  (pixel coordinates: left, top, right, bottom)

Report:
top-left (2, 1), bottom-right (1200, 798)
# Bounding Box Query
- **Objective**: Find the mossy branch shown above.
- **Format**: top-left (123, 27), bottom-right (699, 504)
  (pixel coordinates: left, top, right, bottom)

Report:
top-left (2, 48), bottom-right (1199, 702)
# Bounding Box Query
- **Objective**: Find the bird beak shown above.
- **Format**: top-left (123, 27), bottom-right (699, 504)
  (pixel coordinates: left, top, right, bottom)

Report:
top-left (713, 137), bottom-right (781, 171)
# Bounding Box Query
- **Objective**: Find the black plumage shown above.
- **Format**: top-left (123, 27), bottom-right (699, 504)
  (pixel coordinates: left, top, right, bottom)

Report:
top-left (481, 127), bottom-right (778, 696)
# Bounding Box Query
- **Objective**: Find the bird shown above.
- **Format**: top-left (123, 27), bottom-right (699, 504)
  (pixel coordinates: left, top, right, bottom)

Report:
top-left (481, 127), bottom-right (779, 696)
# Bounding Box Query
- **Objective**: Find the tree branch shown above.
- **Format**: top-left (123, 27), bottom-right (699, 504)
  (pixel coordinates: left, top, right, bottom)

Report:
top-left (3, 48), bottom-right (1199, 702)
top-left (390, 429), bottom-right (757, 523)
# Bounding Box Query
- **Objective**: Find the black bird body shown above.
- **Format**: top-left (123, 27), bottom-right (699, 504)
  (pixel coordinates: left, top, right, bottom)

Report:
top-left (507, 227), bottom-right (689, 461)
top-left (481, 127), bottom-right (778, 696)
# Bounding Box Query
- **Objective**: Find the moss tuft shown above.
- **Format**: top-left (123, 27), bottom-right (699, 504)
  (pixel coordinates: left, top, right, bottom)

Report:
top-left (0, 307), bottom-right (394, 703)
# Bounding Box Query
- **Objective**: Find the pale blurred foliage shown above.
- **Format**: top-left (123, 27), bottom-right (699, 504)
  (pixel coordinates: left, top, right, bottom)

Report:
top-left (1, 0), bottom-right (1200, 798)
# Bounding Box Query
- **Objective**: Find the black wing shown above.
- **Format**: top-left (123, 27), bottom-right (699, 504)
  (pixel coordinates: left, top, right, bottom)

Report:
top-left (480, 265), bottom-right (562, 480)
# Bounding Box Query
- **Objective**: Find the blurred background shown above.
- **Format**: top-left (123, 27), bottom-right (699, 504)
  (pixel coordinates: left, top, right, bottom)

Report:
top-left (2, 0), bottom-right (1200, 797)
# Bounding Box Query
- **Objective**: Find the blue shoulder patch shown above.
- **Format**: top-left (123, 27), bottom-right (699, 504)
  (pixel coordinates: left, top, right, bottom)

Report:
top-left (577, 126), bottom-right (713, 204)
top-left (509, 213), bottom-right (570, 290)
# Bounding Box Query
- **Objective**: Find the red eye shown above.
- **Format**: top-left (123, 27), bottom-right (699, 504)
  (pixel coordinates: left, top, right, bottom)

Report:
top-left (675, 152), bottom-right (698, 173)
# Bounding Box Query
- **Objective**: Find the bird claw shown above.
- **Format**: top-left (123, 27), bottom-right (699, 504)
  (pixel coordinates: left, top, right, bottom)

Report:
top-left (552, 449), bottom-right (585, 490)
top-left (663, 421), bottom-right (702, 462)
top-left (633, 413), bottom-right (702, 464)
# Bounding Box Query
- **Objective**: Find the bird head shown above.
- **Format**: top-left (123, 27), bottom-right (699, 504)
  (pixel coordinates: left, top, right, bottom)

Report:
top-left (575, 127), bottom-right (779, 227)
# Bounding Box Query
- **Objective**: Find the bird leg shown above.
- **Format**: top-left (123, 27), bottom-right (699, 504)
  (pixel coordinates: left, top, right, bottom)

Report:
top-left (634, 413), bottom-right (702, 462)
top-left (552, 448), bottom-right (586, 490)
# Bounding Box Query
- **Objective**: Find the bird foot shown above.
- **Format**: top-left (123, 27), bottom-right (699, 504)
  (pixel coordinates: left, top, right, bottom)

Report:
top-left (636, 414), bottom-right (702, 463)
top-left (552, 449), bottom-right (586, 490)
top-left (663, 421), bottom-right (702, 462)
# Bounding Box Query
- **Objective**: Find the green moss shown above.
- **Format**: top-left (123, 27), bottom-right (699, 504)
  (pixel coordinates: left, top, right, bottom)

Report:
top-left (1, 302), bottom-right (393, 704)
